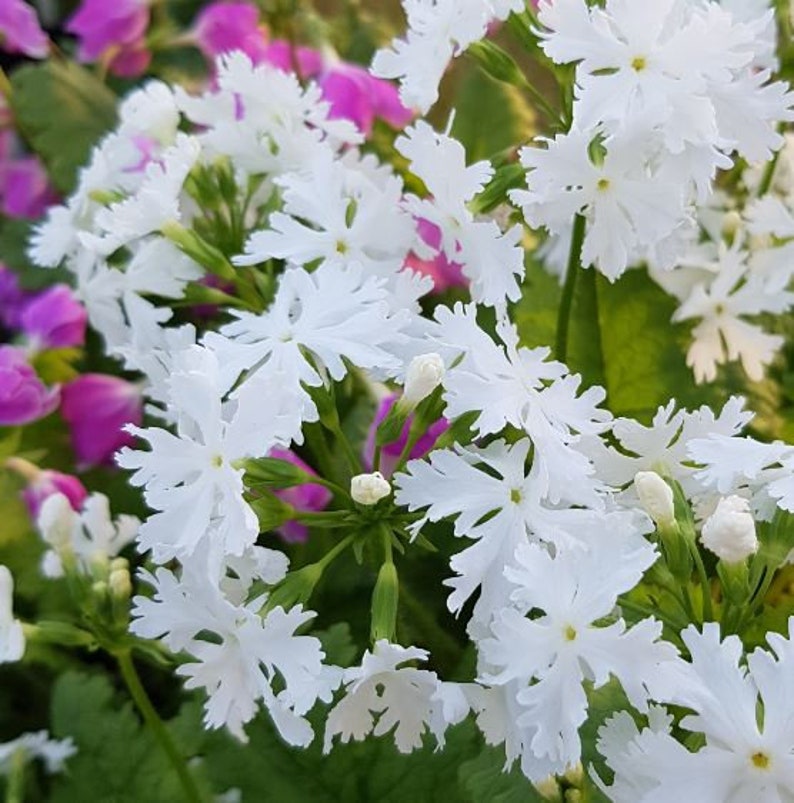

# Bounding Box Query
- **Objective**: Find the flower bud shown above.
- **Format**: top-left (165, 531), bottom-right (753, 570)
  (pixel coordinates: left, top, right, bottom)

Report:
top-left (402, 353), bottom-right (445, 408)
top-left (0, 566), bottom-right (24, 663)
top-left (634, 471), bottom-right (675, 529)
top-left (700, 496), bottom-right (758, 564)
top-left (351, 472), bottom-right (391, 505)
top-left (109, 567), bottom-right (132, 600)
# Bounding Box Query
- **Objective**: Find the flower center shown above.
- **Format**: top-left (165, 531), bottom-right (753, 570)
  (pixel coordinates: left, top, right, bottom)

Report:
top-left (564, 624), bottom-right (578, 642)
top-left (211, 454), bottom-right (224, 468)
top-left (597, 178), bottom-right (611, 192)
top-left (631, 56), bottom-right (647, 72)
top-left (335, 239), bottom-right (349, 255)
top-left (751, 751), bottom-right (771, 770)
top-left (510, 488), bottom-right (522, 504)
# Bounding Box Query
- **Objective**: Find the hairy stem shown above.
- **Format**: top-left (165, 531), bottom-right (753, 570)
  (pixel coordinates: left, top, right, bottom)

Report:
top-left (555, 213), bottom-right (587, 364)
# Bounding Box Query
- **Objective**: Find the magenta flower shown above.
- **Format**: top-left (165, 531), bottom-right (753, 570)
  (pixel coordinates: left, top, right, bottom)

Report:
top-left (193, 1), bottom-right (270, 63)
top-left (261, 40), bottom-right (323, 77)
top-left (66, 0), bottom-right (150, 78)
top-left (0, 346), bottom-right (59, 426)
top-left (364, 394), bottom-right (449, 478)
top-left (0, 156), bottom-right (59, 220)
top-left (269, 447), bottom-right (331, 544)
top-left (19, 285), bottom-right (87, 350)
top-left (60, 375), bottom-right (143, 468)
top-left (0, 266), bottom-right (29, 332)
top-left (319, 64), bottom-right (413, 135)
top-left (5, 458), bottom-right (88, 519)
top-left (404, 219), bottom-right (467, 293)
top-left (0, 0), bottom-right (49, 59)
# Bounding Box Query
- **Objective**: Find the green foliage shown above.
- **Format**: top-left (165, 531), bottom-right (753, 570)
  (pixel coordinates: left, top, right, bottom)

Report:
top-left (458, 747), bottom-right (545, 803)
top-left (10, 61), bottom-right (117, 195)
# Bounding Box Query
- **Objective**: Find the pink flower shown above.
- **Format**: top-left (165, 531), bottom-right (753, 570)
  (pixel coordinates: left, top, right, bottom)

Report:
top-left (5, 458), bottom-right (88, 519)
top-left (66, 0), bottom-right (150, 78)
top-left (0, 156), bottom-right (58, 220)
top-left (193, 1), bottom-right (270, 63)
top-left (20, 285), bottom-right (87, 350)
top-left (319, 63), bottom-right (412, 135)
top-left (261, 40), bottom-right (323, 77)
top-left (60, 375), bottom-right (143, 468)
top-left (364, 394), bottom-right (449, 478)
top-left (269, 447), bottom-right (331, 544)
top-left (0, 0), bottom-right (49, 59)
top-left (404, 219), bottom-right (467, 293)
top-left (0, 266), bottom-right (29, 332)
top-left (0, 346), bottom-right (59, 426)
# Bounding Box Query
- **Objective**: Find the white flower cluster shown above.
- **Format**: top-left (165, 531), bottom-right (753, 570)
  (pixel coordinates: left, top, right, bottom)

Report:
top-left (514, 0), bottom-right (793, 280)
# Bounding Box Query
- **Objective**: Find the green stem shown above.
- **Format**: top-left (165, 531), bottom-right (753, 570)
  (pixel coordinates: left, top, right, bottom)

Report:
top-left (316, 534), bottom-right (355, 571)
top-left (555, 214), bottom-right (587, 364)
top-left (5, 750), bottom-right (25, 803)
top-left (617, 597), bottom-right (686, 633)
top-left (757, 128), bottom-right (785, 197)
top-left (327, 418), bottom-right (362, 477)
top-left (116, 651), bottom-right (203, 803)
top-left (682, 585), bottom-right (699, 624)
top-left (691, 547), bottom-right (714, 621)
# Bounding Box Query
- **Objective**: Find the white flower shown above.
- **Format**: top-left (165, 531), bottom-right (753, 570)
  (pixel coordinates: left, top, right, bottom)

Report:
top-left (0, 731), bottom-right (76, 775)
top-left (633, 471), bottom-right (676, 529)
top-left (36, 493), bottom-right (139, 578)
top-left (600, 622), bottom-right (794, 802)
top-left (478, 532), bottom-right (676, 780)
top-left (0, 567), bottom-right (24, 664)
top-left (350, 472), bottom-right (392, 506)
top-left (117, 345), bottom-right (301, 564)
top-left (700, 495), bottom-right (758, 563)
top-left (397, 121), bottom-right (525, 306)
top-left (324, 640), bottom-right (446, 754)
top-left (402, 352), bottom-right (445, 408)
top-left (431, 304), bottom-right (609, 507)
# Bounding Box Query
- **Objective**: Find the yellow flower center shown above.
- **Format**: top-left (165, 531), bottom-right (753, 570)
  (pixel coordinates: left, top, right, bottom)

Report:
top-left (751, 751), bottom-right (771, 770)
top-left (632, 56), bottom-right (647, 72)
top-left (564, 625), bottom-right (578, 642)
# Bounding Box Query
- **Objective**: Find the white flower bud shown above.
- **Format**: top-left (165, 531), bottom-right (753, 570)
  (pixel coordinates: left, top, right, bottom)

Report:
top-left (402, 353), bottom-right (445, 408)
top-left (634, 471), bottom-right (675, 528)
top-left (0, 566), bottom-right (25, 663)
top-left (351, 472), bottom-right (391, 505)
top-left (37, 493), bottom-right (76, 550)
top-left (700, 495), bottom-right (758, 564)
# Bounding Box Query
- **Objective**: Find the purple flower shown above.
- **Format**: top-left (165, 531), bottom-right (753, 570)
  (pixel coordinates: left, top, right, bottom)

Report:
top-left (364, 394), bottom-right (449, 478)
top-left (269, 447), bottom-right (331, 544)
top-left (66, 0), bottom-right (150, 78)
top-left (0, 0), bottom-right (49, 59)
top-left (0, 346), bottom-right (59, 426)
top-left (0, 156), bottom-right (58, 220)
top-left (19, 285), bottom-right (87, 350)
top-left (404, 218), bottom-right (467, 293)
top-left (319, 63), bottom-right (413, 135)
top-left (193, 1), bottom-right (270, 63)
top-left (5, 458), bottom-right (88, 519)
top-left (0, 266), bottom-right (30, 332)
top-left (60, 375), bottom-right (143, 468)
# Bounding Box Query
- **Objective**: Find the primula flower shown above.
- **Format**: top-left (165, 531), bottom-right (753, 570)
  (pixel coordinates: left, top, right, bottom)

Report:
top-left (193, 1), bottom-right (270, 64)
top-left (61, 374), bottom-right (142, 469)
top-left (0, 265), bottom-right (29, 331)
top-left (66, 0), bottom-right (151, 78)
top-left (268, 448), bottom-right (331, 544)
top-left (0, 0), bottom-right (48, 58)
top-left (5, 457), bottom-right (88, 520)
top-left (364, 394), bottom-right (449, 478)
top-left (403, 219), bottom-right (466, 293)
top-left (19, 285), bottom-right (87, 351)
top-left (0, 156), bottom-right (58, 220)
top-left (0, 731), bottom-right (76, 775)
top-left (0, 346), bottom-right (59, 426)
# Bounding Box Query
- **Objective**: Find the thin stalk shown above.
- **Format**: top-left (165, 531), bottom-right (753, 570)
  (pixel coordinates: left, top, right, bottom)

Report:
top-left (116, 651), bottom-right (203, 803)
top-left (0, 68), bottom-right (12, 102)
top-left (691, 547), bottom-right (714, 621)
top-left (316, 534), bottom-right (356, 571)
top-left (555, 214), bottom-right (587, 363)
top-left (5, 750), bottom-right (25, 803)
top-left (682, 585), bottom-right (698, 624)
top-left (327, 418), bottom-right (362, 477)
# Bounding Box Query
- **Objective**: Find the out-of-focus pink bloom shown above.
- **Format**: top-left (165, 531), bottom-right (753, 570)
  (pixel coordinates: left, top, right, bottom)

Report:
top-left (0, 266), bottom-right (29, 332)
top-left (0, 157), bottom-right (58, 220)
top-left (20, 285), bottom-right (87, 350)
top-left (5, 458), bottom-right (88, 519)
top-left (364, 394), bottom-right (449, 478)
top-left (0, 346), bottom-right (59, 426)
top-left (319, 63), bottom-right (413, 135)
top-left (0, 0), bottom-right (49, 59)
top-left (61, 375), bottom-right (143, 468)
top-left (66, 0), bottom-right (150, 78)
top-left (269, 447), bottom-right (331, 544)
top-left (261, 40), bottom-right (323, 77)
top-left (193, 1), bottom-right (269, 63)
top-left (404, 219), bottom-right (467, 293)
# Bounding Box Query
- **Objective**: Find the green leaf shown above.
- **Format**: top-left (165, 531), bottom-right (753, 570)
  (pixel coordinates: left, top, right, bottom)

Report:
top-left (458, 745), bottom-right (545, 802)
top-left (10, 61), bottom-right (117, 195)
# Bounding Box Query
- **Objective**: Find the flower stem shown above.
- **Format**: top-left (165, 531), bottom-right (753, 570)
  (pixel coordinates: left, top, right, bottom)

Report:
top-left (691, 546), bottom-right (714, 621)
top-left (5, 750), bottom-right (25, 803)
top-left (555, 213), bottom-right (587, 364)
top-left (116, 650), bottom-right (203, 803)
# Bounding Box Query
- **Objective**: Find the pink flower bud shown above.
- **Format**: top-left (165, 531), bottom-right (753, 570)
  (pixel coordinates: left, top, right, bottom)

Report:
top-left (364, 394), bottom-right (449, 478)
top-left (20, 285), bottom-right (87, 350)
top-left (268, 447), bottom-right (331, 543)
top-left (60, 375), bottom-right (143, 468)
top-left (0, 346), bottom-right (59, 426)
top-left (66, 0), bottom-right (150, 78)
top-left (6, 458), bottom-right (88, 519)
top-left (0, 0), bottom-right (49, 59)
